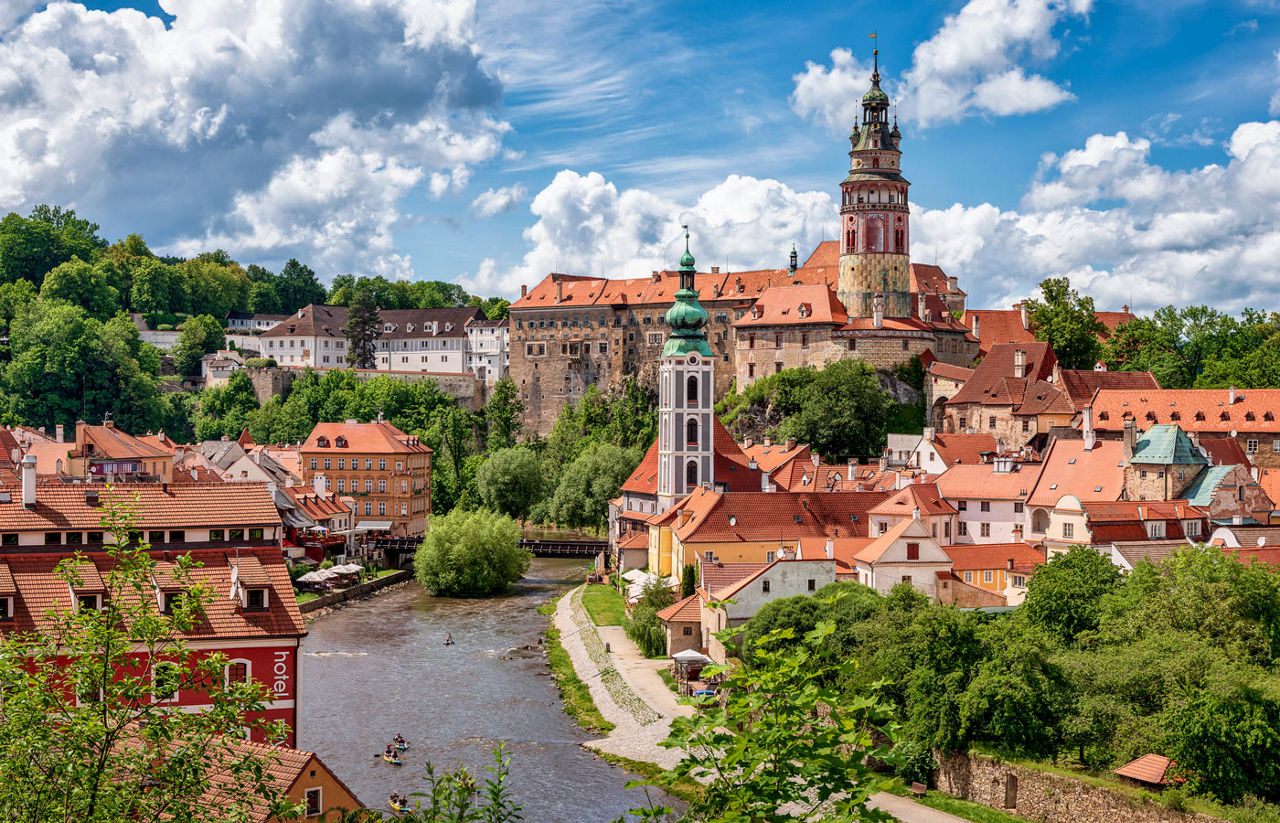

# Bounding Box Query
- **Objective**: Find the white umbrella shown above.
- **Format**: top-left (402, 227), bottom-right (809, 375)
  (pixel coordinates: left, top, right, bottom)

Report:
top-left (620, 569), bottom-right (649, 583)
top-left (672, 649), bottom-right (713, 664)
top-left (296, 570), bottom-right (335, 584)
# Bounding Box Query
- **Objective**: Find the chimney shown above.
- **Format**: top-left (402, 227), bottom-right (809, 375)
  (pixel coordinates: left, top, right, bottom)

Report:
top-left (971, 314), bottom-right (980, 340)
top-left (285, 476), bottom-right (294, 487)
top-left (917, 293), bottom-right (926, 319)
top-left (520, 284), bottom-right (527, 298)
top-left (1013, 349), bottom-right (1027, 379)
top-left (1233, 514), bottom-right (1244, 526)
top-left (710, 266), bottom-right (720, 274)
top-left (1007, 558), bottom-right (1015, 570)
top-left (763, 436), bottom-right (772, 447)
top-left (1123, 416), bottom-right (1137, 462)
top-left (1229, 386), bottom-right (1238, 405)
top-left (744, 437), bottom-right (753, 448)
top-left (1012, 524), bottom-right (1024, 542)
top-left (824, 538), bottom-right (834, 559)
top-left (1122, 304), bottom-right (1130, 314)
top-left (313, 473), bottom-right (326, 495)
top-left (21, 454), bottom-right (36, 508)
top-left (873, 292), bottom-right (884, 329)
top-left (676, 508), bottom-right (690, 527)
top-left (55, 424), bottom-right (64, 443)
top-left (912, 507), bottom-right (921, 520)
top-left (1019, 301), bottom-right (1029, 331)
top-left (848, 459), bottom-right (855, 481)
top-left (947, 275), bottom-right (958, 293)
top-left (923, 426), bottom-right (935, 443)
top-left (1082, 406), bottom-right (1096, 451)
top-left (555, 280), bottom-right (564, 303)
top-left (784, 438), bottom-right (796, 452)
top-left (878, 454), bottom-right (887, 472)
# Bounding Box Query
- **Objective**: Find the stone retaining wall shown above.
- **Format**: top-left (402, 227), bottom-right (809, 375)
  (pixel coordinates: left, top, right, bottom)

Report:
top-left (934, 753), bottom-right (1223, 823)
top-left (299, 570), bottom-right (413, 614)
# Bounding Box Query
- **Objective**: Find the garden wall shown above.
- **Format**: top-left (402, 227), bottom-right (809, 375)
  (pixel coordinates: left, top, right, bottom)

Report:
top-left (299, 570), bottom-right (413, 614)
top-left (934, 753), bottom-right (1224, 823)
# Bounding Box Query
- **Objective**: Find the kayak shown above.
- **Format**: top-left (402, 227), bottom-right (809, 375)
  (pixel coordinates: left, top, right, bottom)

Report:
top-left (443, 640), bottom-right (454, 646)
top-left (382, 754), bottom-right (403, 765)
top-left (390, 801), bottom-right (404, 811)
top-left (396, 742), bottom-right (410, 751)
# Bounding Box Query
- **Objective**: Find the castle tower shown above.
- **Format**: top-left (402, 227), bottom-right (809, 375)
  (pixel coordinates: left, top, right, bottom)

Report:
top-left (656, 232), bottom-right (715, 512)
top-left (837, 49), bottom-right (911, 318)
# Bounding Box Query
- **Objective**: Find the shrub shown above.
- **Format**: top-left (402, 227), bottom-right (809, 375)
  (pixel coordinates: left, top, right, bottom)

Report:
top-left (244, 357), bottom-right (276, 369)
top-left (626, 605), bottom-right (667, 658)
top-left (894, 740), bottom-right (937, 787)
top-left (414, 508), bottom-right (531, 597)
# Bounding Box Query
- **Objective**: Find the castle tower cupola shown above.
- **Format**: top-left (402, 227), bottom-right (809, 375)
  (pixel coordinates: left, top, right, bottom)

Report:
top-left (836, 49), bottom-right (912, 320)
top-left (662, 230), bottom-right (713, 358)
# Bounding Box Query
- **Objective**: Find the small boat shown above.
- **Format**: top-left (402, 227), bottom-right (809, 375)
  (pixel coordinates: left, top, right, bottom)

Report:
top-left (389, 800), bottom-right (404, 812)
top-left (382, 754), bottom-right (403, 765)
top-left (396, 742), bottom-right (410, 751)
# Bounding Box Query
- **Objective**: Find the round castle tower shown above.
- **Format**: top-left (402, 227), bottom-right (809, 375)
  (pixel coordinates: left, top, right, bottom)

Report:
top-left (837, 50), bottom-right (911, 319)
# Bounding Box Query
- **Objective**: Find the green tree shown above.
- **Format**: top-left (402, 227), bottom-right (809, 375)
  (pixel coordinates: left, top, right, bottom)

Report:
top-left (476, 447), bottom-right (542, 524)
top-left (778, 359), bottom-right (891, 459)
top-left (130, 258), bottom-right (186, 315)
top-left (549, 443), bottom-right (642, 531)
top-left (174, 314), bottom-right (227, 376)
top-left (179, 256), bottom-right (249, 317)
top-left (680, 563), bottom-right (696, 599)
top-left (1023, 545), bottom-right (1120, 642)
top-left (344, 286), bottom-right (381, 369)
top-left (483, 377), bottom-right (523, 451)
top-left (0, 499), bottom-right (296, 821)
top-left (276, 258), bottom-right (326, 312)
top-left (652, 620), bottom-right (899, 823)
top-left (1024, 277), bottom-right (1107, 369)
top-left (40, 257), bottom-right (120, 319)
top-left (1164, 679), bottom-right (1280, 804)
top-left (414, 508), bottom-right (531, 597)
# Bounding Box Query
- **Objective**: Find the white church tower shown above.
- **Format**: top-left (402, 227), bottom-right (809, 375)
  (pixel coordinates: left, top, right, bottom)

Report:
top-left (657, 232), bottom-right (716, 512)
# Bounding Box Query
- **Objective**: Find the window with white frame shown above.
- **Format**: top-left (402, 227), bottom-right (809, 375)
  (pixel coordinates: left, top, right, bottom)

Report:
top-left (983, 570), bottom-right (993, 584)
top-left (1062, 522), bottom-right (1074, 539)
top-left (153, 661), bottom-right (179, 703)
top-left (980, 523), bottom-right (991, 537)
top-left (305, 788), bottom-right (322, 817)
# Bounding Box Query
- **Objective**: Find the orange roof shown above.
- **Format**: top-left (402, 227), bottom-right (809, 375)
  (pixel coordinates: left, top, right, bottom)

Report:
top-left (963, 308), bottom-right (1132, 357)
top-left (302, 421), bottom-right (431, 454)
top-left (928, 361), bottom-right (975, 383)
top-left (944, 543), bottom-right (1044, 572)
top-left (213, 737), bottom-right (363, 822)
top-left (0, 481), bottom-right (280, 532)
top-left (286, 487), bottom-right (350, 521)
top-left (28, 442), bottom-right (72, 475)
top-left (698, 561), bottom-right (768, 599)
top-left (868, 483), bottom-right (957, 517)
top-left (802, 240), bottom-right (839, 269)
top-left (935, 462), bottom-right (1043, 501)
top-left (1081, 500), bottom-right (1198, 522)
top-left (1028, 439), bottom-right (1126, 508)
top-left (733, 284), bottom-right (848, 328)
top-left (795, 536), bottom-right (877, 572)
top-left (742, 440), bottom-right (811, 474)
top-left (74, 424), bottom-right (171, 461)
top-left (1201, 437), bottom-right (1251, 467)
top-left (1114, 754), bottom-right (1173, 786)
top-left (950, 343), bottom-right (1056, 406)
top-left (1089, 388), bottom-right (1280, 433)
top-left (656, 593), bottom-right (701, 623)
top-left (621, 442), bottom-right (660, 494)
top-left (0, 548), bottom-right (304, 639)
top-left (617, 531), bottom-right (648, 550)
top-left (772, 461), bottom-right (859, 492)
top-left (853, 518), bottom-right (919, 563)
top-left (927, 433), bottom-right (1000, 467)
top-left (136, 431), bottom-right (182, 454)
top-left (672, 487), bottom-right (888, 542)
top-left (909, 263), bottom-right (964, 296)
top-left (1057, 369), bottom-right (1159, 409)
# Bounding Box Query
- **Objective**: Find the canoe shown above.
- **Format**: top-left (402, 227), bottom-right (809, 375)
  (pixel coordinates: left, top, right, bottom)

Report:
top-left (382, 754), bottom-right (403, 765)
top-left (396, 743), bottom-right (410, 751)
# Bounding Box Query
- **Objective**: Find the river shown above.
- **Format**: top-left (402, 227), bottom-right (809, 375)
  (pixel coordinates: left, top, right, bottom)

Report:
top-left (297, 557), bottom-right (675, 821)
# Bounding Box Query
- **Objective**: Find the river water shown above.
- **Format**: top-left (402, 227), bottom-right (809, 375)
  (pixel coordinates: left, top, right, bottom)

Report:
top-left (297, 558), bottom-right (674, 821)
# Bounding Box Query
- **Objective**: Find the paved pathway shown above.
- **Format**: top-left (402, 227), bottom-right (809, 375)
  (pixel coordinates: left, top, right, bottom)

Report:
top-left (869, 792), bottom-right (972, 823)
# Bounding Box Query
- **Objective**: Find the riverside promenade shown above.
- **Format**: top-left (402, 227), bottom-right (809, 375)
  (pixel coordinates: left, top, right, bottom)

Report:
top-left (551, 584), bottom-right (970, 823)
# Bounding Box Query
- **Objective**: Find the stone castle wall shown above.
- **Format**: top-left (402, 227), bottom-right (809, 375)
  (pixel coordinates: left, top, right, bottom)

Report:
top-left (934, 753), bottom-right (1223, 823)
top-left (838, 251), bottom-right (910, 317)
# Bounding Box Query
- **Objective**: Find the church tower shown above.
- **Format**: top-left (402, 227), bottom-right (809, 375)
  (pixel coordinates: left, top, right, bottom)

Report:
top-left (656, 232), bottom-right (715, 512)
top-left (837, 50), bottom-right (911, 319)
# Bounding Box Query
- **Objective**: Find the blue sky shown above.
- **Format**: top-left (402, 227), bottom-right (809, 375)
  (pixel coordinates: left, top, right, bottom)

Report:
top-left (9, 1), bottom-right (1280, 311)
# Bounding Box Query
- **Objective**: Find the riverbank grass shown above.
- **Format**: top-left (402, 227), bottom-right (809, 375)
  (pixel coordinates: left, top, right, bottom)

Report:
top-left (581, 584), bottom-right (625, 626)
top-left (596, 752), bottom-right (704, 806)
top-left (541, 592), bottom-right (615, 734)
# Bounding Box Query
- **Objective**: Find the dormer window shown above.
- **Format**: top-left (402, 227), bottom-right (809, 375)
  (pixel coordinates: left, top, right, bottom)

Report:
top-left (244, 588), bottom-right (269, 611)
top-left (407, 323), bottom-right (415, 332)
top-left (78, 594), bottom-right (102, 612)
top-left (316, 436), bottom-right (330, 448)
top-left (159, 590), bottom-right (184, 615)
top-left (1195, 411), bottom-right (1205, 421)
top-left (334, 436), bottom-right (347, 448)
top-left (0, 597), bottom-right (11, 621)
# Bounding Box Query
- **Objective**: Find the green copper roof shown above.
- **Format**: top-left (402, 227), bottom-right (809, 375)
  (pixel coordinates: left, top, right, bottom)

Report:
top-left (1130, 424), bottom-right (1208, 466)
top-left (1181, 465), bottom-right (1231, 507)
top-left (662, 233), bottom-right (713, 357)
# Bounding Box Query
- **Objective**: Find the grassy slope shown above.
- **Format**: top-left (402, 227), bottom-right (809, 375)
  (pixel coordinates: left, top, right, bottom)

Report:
top-left (539, 594), bottom-right (615, 734)
top-left (581, 584), bottom-right (626, 626)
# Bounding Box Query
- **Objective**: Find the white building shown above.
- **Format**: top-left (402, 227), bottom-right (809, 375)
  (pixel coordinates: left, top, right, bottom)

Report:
top-left (465, 317), bottom-right (509, 386)
top-left (699, 558), bottom-right (837, 663)
top-left (225, 312), bottom-right (289, 332)
top-left (935, 459), bottom-right (1043, 544)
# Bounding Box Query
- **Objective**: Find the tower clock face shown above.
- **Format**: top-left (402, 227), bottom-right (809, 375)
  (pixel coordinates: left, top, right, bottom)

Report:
top-left (687, 354), bottom-right (698, 365)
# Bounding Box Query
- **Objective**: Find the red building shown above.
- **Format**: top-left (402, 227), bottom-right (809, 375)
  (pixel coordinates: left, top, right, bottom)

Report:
top-left (0, 547), bottom-right (306, 745)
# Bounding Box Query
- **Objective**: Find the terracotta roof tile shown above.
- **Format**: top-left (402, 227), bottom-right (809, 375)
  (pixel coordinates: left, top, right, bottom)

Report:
top-left (795, 536), bottom-right (877, 572)
top-left (927, 433), bottom-right (1000, 466)
top-left (943, 542), bottom-right (1044, 572)
top-left (935, 462), bottom-right (1043, 501)
top-left (620, 441), bottom-right (660, 495)
top-left (1115, 754), bottom-right (1173, 785)
top-left (303, 421), bottom-right (431, 455)
top-left (75, 425), bottom-right (171, 461)
top-left (1057, 369), bottom-right (1159, 409)
top-left (0, 481), bottom-right (280, 532)
top-left (656, 593), bottom-right (701, 623)
top-left (698, 562), bottom-right (768, 599)
top-left (928, 362), bottom-right (975, 383)
top-left (949, 343), bottom-right (1056, 406)
top-left (1201, 437), bottom-right (1251, 467)
top-left (1028, 439), bottom-right (1126, 508)
top-left (1089, 389), bottom-right (1280, 433)
top-left (673, 487), bottom-right (888, 542)
top-left (733, 284), bottom-right (848, 328)
top-left (868, 484), bottom-right (957, 517)
top-left (742, 442), bottom-right (811, 474)
top-left (963, 308), bottom-right (1132, 357)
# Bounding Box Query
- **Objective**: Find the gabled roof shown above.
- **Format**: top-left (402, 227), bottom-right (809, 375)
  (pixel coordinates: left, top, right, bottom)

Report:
top-left (1028, 439), bottom-right (1126, 508)
top-left (302, 421), bottom-right (431, 454)
top-left (75, 424), bottom-right (170, 461)
top-left (935, 462), bottom-right (1043, 501)
top-left (214, 738), bottom-right (363, 823)
top-left (943, 542), bottom-right (1044, 572)
top-left (672, 487), bottom-right (888, 543)
top-left (868, 483), bottom-right (957, 518)
top-left (1114, 754), bottom-right (1173, 786)
top-left (620, 442), bottom-right (660, 495)
top-left (927, 361), bottom-right (975, 383)
top-left (1057, 369), bottom-right (1159, 409)
top-left (732, 284), bottom-right (848, 328)
top-left (262, 305), bottom-right (483, 339)
top-left (1181, 465), bottom-right (1236, 507)
top-left (1200, 437), bottom-right (1251, 467)
top-left (698, 562), bottom-right (768, 599)
top-left (909, 263), bottom-right (964, 297)
top-left (962, 308), bottom-right (1133, 357)
top-left (656, 593), bottom-right (701, 623)
top-left (1089, 389), bottom-right (1280, 432)
top-left (925, 433), bottom-right (999, 467)
top-left (1110, 540), bottom-right (1192, 569)
top-left (0, 481), bottom-right (280, 532)
top-left (853, 517), bottom-right (932, 563)
top-left (1130, 424), bottom-right (1207, 466)
top-left (949, 343), bottom-right (1057, 407)
top-left (742, 440), bottom-right (811, 474)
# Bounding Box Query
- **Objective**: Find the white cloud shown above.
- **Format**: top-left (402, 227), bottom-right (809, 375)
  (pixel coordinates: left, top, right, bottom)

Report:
top-left (459, 170), bottom-right (836, 296)
top-left (792, 0), bottom-right (1088, 131)
top-left (0, 0), bottom-right (506, 277)
top-left (471, 183), bottom-right (527, 217)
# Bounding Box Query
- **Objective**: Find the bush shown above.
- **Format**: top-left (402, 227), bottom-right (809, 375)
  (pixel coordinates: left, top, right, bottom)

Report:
top-left (414, 508), bottom-right (531, 597)
top-left (244, 357), bottom-right (276, 368)
top-left (894, 740), bottom-right (937, 787)
top-left (1161, 788), bottom-right (1190, 812)
top-left (626, 605), bottom-right (667, 658)
top-left (156, 323), bottom-right (175, 331)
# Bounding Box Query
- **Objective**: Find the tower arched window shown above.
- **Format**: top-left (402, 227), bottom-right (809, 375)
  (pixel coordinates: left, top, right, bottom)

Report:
top-left (686, 418), bottom-right (698, 446)
top-left (686, 461), bottom-right (698, 490)
top-left (686, 375), bottom-right (698, 406)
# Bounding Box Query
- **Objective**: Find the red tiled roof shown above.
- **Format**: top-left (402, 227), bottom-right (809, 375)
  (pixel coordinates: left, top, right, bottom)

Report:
top-left (868, 483), bottom-right (957, 517)
top-left (618, 420), bottom-right (762, 496)
top-left (656, 593), bottom-right (701, 623)
top-left (1082, 501), bottom-right (1206, 543)
top-left (963, 308), bottom-right (1133, 357)
top-left (1028, 439), bottom-right (1126, 508)
top-left (697, 561), bottom-right (768, 599)
top-left (263, 305), bottom-right (481, 339)
top-left (935, 462), bottom-right (1043, 501)
top-left (136, 432), bottom-right (182, 454)
top-left (286, 487), bottom-right (349, 521)
top-left (1114, 754), bottom-right (1173, 786)
top-left (795, 536), bottom-right (877, 572)
top-left (950, 343), bottom-right (1056, 406)
top-left (943, 542), bottom-right (1045, 572)
top-left (733, 284), bottom-right (848, 328)
top-left (302, 421), bottom-right (431, 454)
top-left (1057, 369), bottom-right (1159, 409)
top-left (74, 424), bottom-right (171, 461)
top-left (28, 442), bottom-right (73, 475)
top-left (0, 481), bottom-right (280, 532)
top-left (0, 548), bottom-right (304, 638)
top-left (742, 441), bottom-right (811, 474)
top-left (802, 241), bottom-right (839, 269)
top-left (617, 531), bottom-right (648, 550)
top-left (213, 738), bottom-right (363, 823)
top-left (1088, 389), bottom-right (1280, 433)
top-left (1201, 437), bottom-right (1251, 467)
top-left (928, 362), bottom-right (975, 383)
top-left (926, 433), bottom-right (1000, 467)
top-left (672, 487), bottom-right (888, 542)
top-left (909, 263), bottom-right (962, 296)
